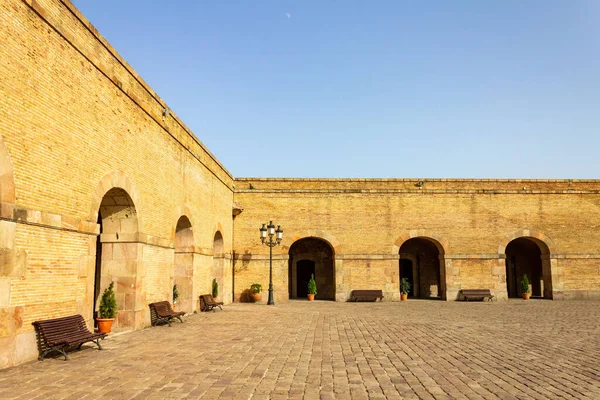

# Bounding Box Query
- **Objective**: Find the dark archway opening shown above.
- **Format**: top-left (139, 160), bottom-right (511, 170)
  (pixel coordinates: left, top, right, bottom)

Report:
top-left (288, 238), bottom-right (335, 300)
top-left (213, 231), bottom-right (224, 300)
top-left (174, 216), bottom-right (194, 313)
top-left (399, 238), bottom-right (445, 299)
top-left (93, 213), bottom-right (102, 327)
top-left (505, 237), bottom-right (551, 298)
top-left (93, 187), bottom-right (139, 330)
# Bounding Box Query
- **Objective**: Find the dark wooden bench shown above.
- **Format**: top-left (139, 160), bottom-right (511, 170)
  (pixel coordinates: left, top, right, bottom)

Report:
top-left (149, 301), bottom-right (185, 326)
top-left (32, 314), bottom-right (106, 361)
top-left (350, 290), bottom-right (384, 302)
top-left (460, 289), bottom-right (495, 302)
top-left (200, 294), bottom-right (224, 312)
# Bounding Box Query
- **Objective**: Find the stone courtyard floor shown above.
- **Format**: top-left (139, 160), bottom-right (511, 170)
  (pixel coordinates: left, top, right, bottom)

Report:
top-left (1, 300), bottom-right (600, 400)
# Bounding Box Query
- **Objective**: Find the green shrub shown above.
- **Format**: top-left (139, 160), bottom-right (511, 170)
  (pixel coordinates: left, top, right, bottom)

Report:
top-left (520, 274), bottom-right (530, 294)
top-left (173, 284), bottom-right (179, 302)
top-left (307, 274), bottom-right (317, 295)
top-left (212, 278), bottom-right (219, 298)
top-left (400, 278), bottom-right (411, 295)
top-left (99, 282), bottom-right (117, 319)
top-left (251, 283), bottom-right (262, 294)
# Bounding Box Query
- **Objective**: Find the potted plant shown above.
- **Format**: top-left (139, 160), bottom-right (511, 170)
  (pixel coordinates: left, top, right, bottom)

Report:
top-left (307, 274), bottom-right (317, 301)
top-left (400, 278), bottom-right (411, 301)
top-left (96, 281), bottom-right (117, 333)
top-left (212, 278), bottom-right (219, 300)
top-left (250, 283), bottom-right (262, 302)
top-left (172, 284), bottom-right (179, 308)
top-left (521, 274), bottom-right (531, 300)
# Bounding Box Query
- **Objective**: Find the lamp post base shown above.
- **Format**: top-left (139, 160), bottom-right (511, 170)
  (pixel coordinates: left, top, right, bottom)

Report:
top-left (267, 286), bottom-right (275, 305)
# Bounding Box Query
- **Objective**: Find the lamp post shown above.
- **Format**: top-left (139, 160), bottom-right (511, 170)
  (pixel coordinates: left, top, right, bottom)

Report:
top-left (260, 221), bottom-right (283, 305)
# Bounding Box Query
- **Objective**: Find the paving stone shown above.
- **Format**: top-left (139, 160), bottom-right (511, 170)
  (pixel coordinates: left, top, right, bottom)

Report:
top-left (2, 301), bottom-right (600, 399)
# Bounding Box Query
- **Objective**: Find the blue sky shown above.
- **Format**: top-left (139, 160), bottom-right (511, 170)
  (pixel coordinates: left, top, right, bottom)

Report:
top-left (72, 1), bottom-right (600, 178)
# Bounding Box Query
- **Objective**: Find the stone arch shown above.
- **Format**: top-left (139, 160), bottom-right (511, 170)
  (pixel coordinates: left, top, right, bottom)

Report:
top-left (89, 171), bottom-right (143, 231)
top-left (394, 234), bottom-right (447, 300)
top-left (0, 136), bottom-right (16, 206)
top-left (173, 215), bottom-right (194, 313)
top-left (289, 230), bottom-right (341, 255)
top-left (392, 230), bottom-right (449, 255)
top-left (0, 136), bottom-right (16, 321)
top-left (499, 230), bottom-right (557, 300)
top-left (288, 237), bottom-right (336, 300)
top-left (212, 230), bottom-right (224, 300)
top-left (90, 174), bottom-right (142, 331)
top-left (213, 230), bottom-right (224, 255)
top-left (498, 230), bottom-right (556, 256)
top-left (171, 205), bottom-right (195, 246)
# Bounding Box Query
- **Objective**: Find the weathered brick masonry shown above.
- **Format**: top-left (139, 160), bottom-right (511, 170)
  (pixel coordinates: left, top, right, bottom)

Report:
top-left (1, 0), bottom-right (600, 369)
top-left (0, 0), bottom-right (234, 368)
top-left (232, 178), bottom-right (600, 304)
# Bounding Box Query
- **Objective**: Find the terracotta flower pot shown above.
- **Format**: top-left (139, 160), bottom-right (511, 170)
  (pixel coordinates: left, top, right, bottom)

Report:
top-left (522, 293), bottom-right (531, 300)
top-left (401, 293), bottom-right (408, 301)
top-left (96, 318), bottom-right (114, 333)
top-left (251, 292), bottom-right (262, 302)
top-left (307, 294), bottom-right (315, 301)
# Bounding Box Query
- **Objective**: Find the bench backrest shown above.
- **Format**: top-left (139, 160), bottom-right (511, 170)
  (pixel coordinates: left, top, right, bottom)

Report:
top-left (32, 314), bottom-right (90, 342)
top-left (460, 289), bottom-right (492, 295)
top-left (200, 294), bottom-right (216, 305)
top-left (149, 301), bottom-right (174, 316)
top-left (352, 290), bottom-right (383, 297)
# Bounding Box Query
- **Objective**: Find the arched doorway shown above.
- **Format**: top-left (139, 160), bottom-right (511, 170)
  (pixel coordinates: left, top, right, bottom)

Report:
top-left (212, 231), bottom-right (224, 300)
top-left (505, 237), bottom-right (551, 298)
top-left (174, 216), bottom-right (194, 313)
top-left (288, 238), bottom-right (335, 300)
top-left (93, 187), bottom-right (139, 330)
top-left (399, 238), bottom-right (445, 299)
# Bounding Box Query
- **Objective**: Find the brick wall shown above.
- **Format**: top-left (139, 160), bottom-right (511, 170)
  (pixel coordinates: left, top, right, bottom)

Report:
top-left (233, 179), bottom-right (600, 303)
top-left (0, 0), bottom-right (234, 368)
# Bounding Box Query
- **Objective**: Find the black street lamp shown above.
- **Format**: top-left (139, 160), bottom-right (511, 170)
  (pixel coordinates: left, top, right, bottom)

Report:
top-left (260, 221), bottom-right (283, 305)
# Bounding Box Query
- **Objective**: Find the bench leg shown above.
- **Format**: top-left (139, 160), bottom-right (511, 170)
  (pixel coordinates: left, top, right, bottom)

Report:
top-left (176, 316), bottom-right (183, 323)
top-left (93, 338), bottom-right (103, 350)
top-left (39, 347), bottom-right (69, 361)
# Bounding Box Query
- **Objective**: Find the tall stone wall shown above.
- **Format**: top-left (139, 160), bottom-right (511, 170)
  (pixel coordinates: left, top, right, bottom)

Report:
top-left (0, 0), bottom-right (234, 368)
top-left (232, 178), bottom-right (600, 304)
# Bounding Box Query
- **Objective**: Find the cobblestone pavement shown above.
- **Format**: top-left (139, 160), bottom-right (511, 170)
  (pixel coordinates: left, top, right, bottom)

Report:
top-left (2, 300), bottom-right (600, 400)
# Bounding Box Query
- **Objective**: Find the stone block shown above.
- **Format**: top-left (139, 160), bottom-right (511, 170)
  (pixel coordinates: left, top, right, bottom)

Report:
top-left (0, 306), bottom-right (23, 337)
top-left (0, 335), bottom-right (16, 369)
top-left (0, 221), bottom-right (16, 249)
top-left (0, 279), bottom-right (10, 307)
top-left (115, 276), bottom-right (135, 294)
top-left (116, 310), bottom-right (135, 330)
top-left (15, 331), bottom-right (37, 365)
top-left (101, 242), bottom-right (113, 260)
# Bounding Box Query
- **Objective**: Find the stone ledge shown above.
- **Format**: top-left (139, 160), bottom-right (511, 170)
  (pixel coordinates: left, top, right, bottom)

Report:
top-left (1, 203), bottom-right (98, 235)
top-left (235, 177), bottom-right (600, 183)
top-left (235, 189), bottom-right (600, 194)
top-left (233, 253), bottom-right (600, 261)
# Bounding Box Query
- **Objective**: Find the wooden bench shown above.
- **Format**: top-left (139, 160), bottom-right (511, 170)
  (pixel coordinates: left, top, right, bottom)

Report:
top-left (200, 294), bottom-right (224, 312)
top-left (460, 289), bottom-right (495, 302)
top-left (350, 290), bottom-right (384, 302)
top-left (149, 301), bottom-right (185, 326)
top-left (32, 314), bottom-right (106, 361)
